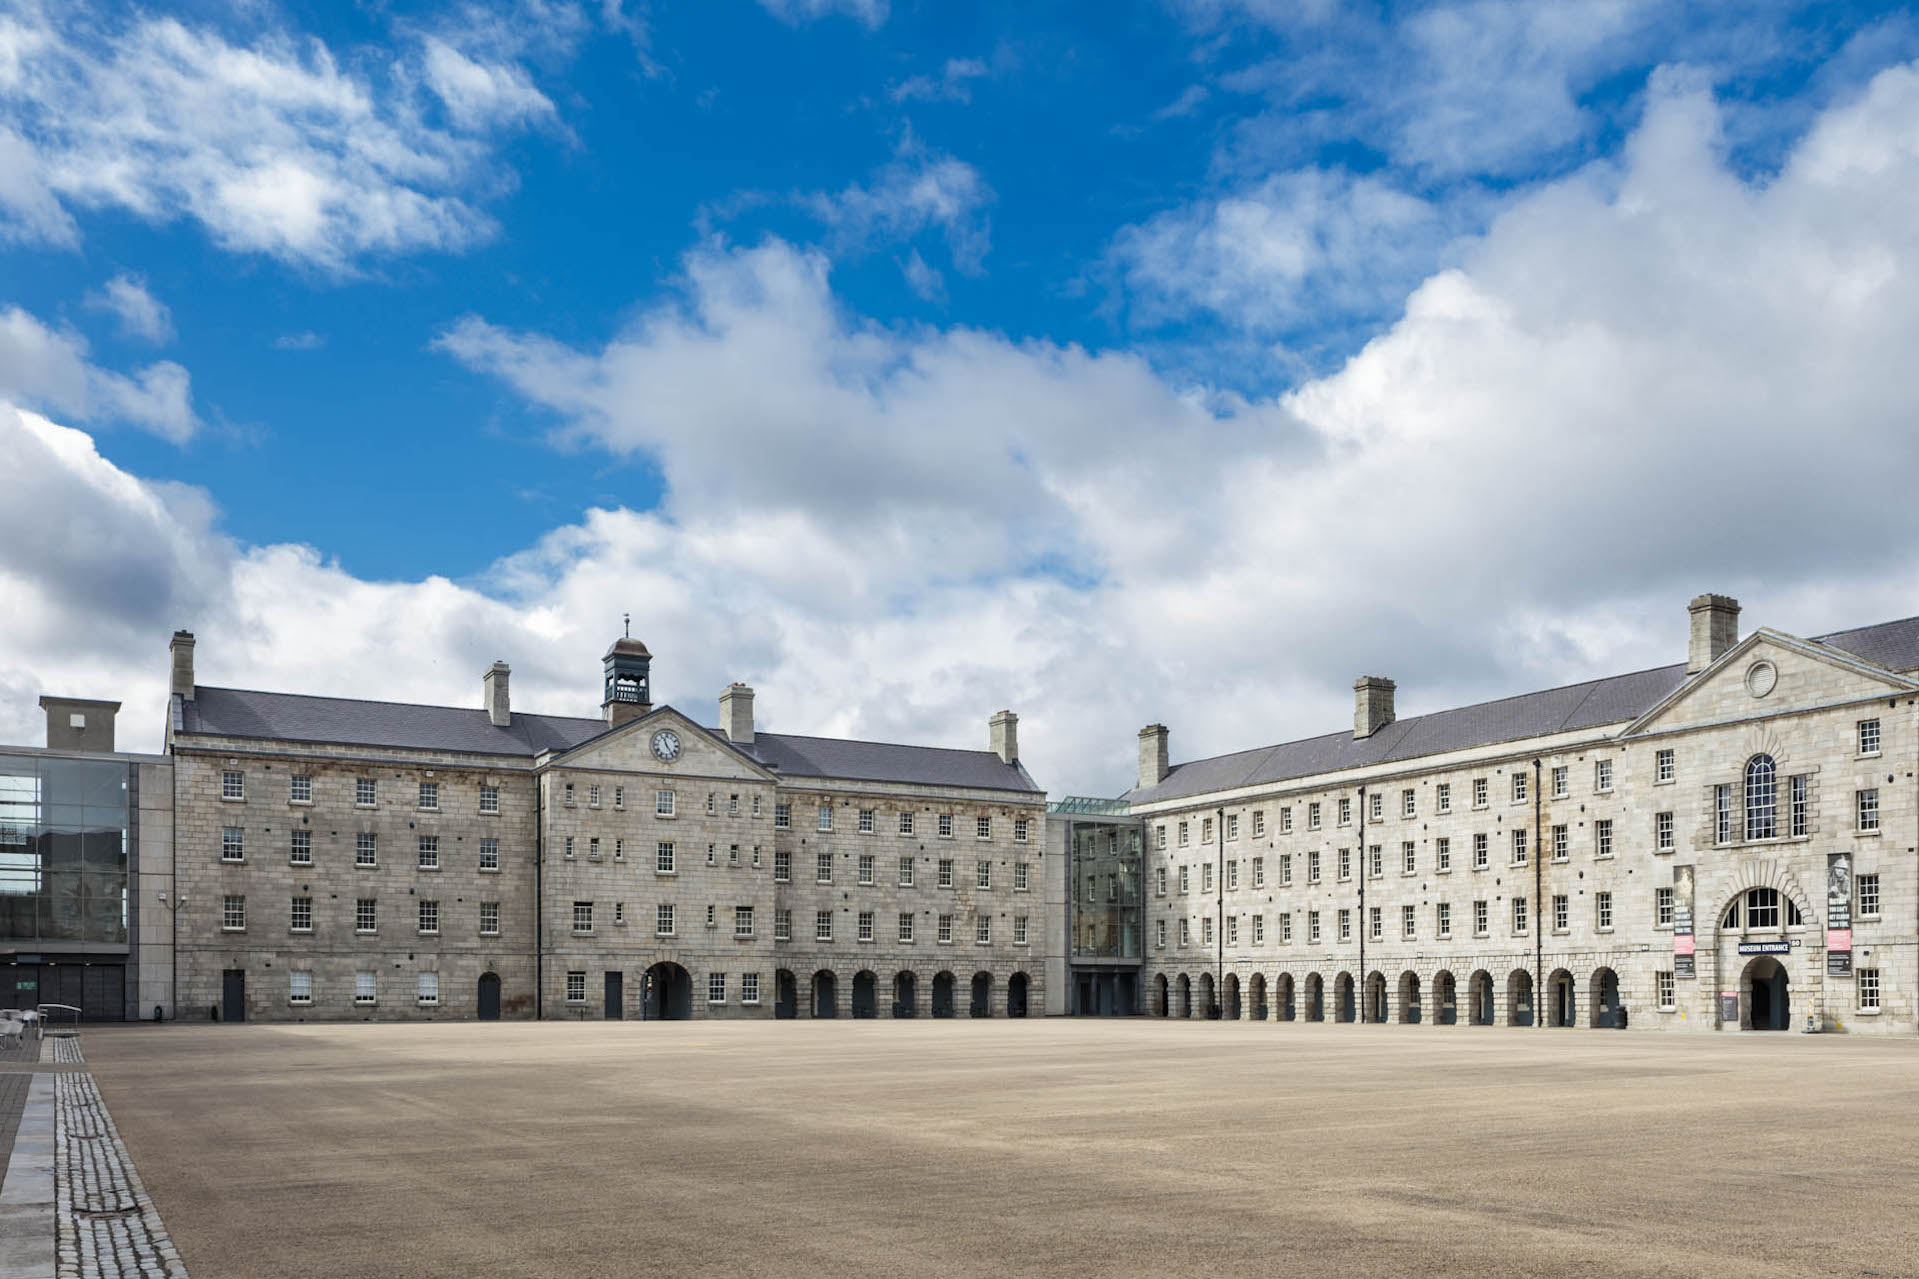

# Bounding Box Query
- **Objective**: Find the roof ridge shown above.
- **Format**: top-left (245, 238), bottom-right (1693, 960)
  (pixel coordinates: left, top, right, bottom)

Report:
top-left (750, 728), bottom-right (1006, 757)
top-left (194, 684), bottom-right (599, 725)
top-left (1812, 612), bottom-right (1919, 640)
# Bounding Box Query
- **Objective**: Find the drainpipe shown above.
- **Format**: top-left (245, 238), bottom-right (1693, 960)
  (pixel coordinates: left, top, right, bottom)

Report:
top-left (534, 773), bottom-right (544, 1021)
top-left (1533, 759), bottom-right (1543, 1030)
top-left (1357, 785), bottom-right (1366, 1022)
top-left (1216, 806), bottom-right (1225, 1018)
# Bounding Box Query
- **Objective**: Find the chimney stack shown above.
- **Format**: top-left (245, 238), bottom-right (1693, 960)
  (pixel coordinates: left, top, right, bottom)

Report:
top-left (169, 630), bottom-right (195, 701)
top-left (990, 710), bottom-right (1018, 764)
top-left (483, 661), bottom-right (511, 727)
top-left (1354, 676), bottom-right (1396, 739)
top-left (720, 683), bottom-right (755, 744)
top-left (1687, 594), bottom-right (1741, 674)
top-left (39, 696), bottom-right (120, 753)
top-left (1138, 724), bottom-right (1169, 790)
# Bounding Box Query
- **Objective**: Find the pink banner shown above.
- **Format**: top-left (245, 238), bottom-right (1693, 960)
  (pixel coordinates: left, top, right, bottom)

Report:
top-left (1673, 935), bottom-right (1695, 955)
top-left (1827, 929), bottom-right (1852, 951)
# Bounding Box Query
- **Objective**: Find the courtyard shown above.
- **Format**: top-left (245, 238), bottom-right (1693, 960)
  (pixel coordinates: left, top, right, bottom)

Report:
top-left (72, 1020), bottom-right (1919, 1278)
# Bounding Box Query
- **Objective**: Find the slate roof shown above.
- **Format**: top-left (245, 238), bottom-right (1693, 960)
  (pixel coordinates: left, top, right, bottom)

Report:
top-left (1126, 613), bottom-right (1919, 806)
top-left (176, 687), bottom-right (1039, 793)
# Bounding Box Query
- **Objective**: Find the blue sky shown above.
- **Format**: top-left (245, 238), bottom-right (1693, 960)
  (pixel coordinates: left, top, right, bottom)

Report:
top-left (4, 0), bottom-right (1919, 794)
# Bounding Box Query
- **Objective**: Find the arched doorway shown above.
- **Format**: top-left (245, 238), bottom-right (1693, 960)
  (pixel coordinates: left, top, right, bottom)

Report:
top-left (1153, 973), bottom-right (1169, 1017)
top-left (1198, 972), bottom-right (1216, 1019)
top-left (852, 970), bottom-right (878, 1019)
top-left (812, 969), bottom-right (838, 1019)
top-left (1275, 973), bottom-right (1295, 1022)
top-left (1468, 970), bottom-right (1494, 1026)
top-left (1223, 973), bottom-right (1241, 1021)
top-left (1335, 973), bottom-right (1355, 1023)
top-left (932, 971), bottom-right (956, 1018)
top-left (1398, 971), bottom-right (1421, 1024)
top-left (1248, 973), bottom-right (1267, 1021)
top-left (1008, 972), bottom-right (1029, 1018)
top-left (1741, 956), bottom-right (1791, 1031)
top-left (970, 971), bottom-right (994, 1017)
top-left (1434, 971), bottom-right (1456, 1025)
top-left (775, 969), bottom-right (798, 1019)
top-left (477, 972), bottom-right (501, 1021)
top-left (643, 962), bottom-right (692, 1020)
top-left (1590, 968), bottom-right (1623, 1028)
top-left (1303, 973), bottom-right (1322, 1022)
top-left (1177, 974), bottom-right (1192, 1018)
top-left (1507, 969), bottom-right (1534, 1027)
top-left (1548, 968), bottom-right (1576, 1028)
top-left (893, 971), bottom-right (917, 1018)
top-left (1365, 971), bottom-right (1388, 1024)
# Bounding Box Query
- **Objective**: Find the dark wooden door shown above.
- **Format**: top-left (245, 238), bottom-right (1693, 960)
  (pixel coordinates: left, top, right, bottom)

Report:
top-left (221, 969), bottom-right (246, 1022)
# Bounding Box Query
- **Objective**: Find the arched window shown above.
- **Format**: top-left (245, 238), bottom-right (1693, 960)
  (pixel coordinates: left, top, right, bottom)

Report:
top-left (1745, 755), bottom-right (1777, 840)
top-left (1746, 886), bottom-right (1779, 929)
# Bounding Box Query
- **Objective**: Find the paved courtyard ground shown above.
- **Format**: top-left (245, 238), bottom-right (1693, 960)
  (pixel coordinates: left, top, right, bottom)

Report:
top-left (79, 1021), bottom-right (1919, 1278)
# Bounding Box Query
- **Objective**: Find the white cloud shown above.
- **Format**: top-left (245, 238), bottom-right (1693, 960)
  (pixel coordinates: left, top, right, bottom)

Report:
top-left (0, 304), bottom-right (197, 442)
top-left (272, 331), bottom-right (326, 351)
top-left (420, 37), bottom-right (557, 131)
top-left (898, 247), bottom-right (944, 301)
top-left (1152, 84), bottom-right (1211, 121)
top-left (89, 273), bottom-right (173, 344)
top-left (10, 61), bottom-right (1919, 799)
top-left (757, 0), bottom-right (888, 28)
top-left (800, 139), bottom-right (993, 271)
top-left (890, 58), bottom-right (988, 104)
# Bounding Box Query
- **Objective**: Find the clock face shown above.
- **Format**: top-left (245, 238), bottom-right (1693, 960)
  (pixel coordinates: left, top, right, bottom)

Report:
top-left (650, 729), bottom-right (682, 762)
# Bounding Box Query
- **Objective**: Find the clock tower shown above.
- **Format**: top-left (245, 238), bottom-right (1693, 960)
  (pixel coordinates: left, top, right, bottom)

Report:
top-left (602, 636), bottom-right (653, 728)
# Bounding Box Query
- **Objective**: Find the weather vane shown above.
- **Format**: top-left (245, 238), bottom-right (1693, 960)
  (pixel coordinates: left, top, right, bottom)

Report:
top-left (623, 612), bottom-right (631, 638)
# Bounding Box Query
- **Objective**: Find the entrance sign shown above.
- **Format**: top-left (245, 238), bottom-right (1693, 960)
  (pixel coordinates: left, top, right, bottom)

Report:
top-left (1672, 865), bottom-right (1696, 978)
top-left (1738, 941), bottom-right (1789, 956)
top-left (1827, 853), bottom-right (1853, 977)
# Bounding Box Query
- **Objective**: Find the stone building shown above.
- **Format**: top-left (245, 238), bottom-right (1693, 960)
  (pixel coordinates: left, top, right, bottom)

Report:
top-left (164, 631), bottom-right (1047, 1022)
top-left (1125, 596), bottom-right (1919, 1033)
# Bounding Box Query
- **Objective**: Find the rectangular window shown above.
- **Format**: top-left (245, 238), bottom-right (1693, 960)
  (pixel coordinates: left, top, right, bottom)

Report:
top-left (817, 805), bottom-right (833, 832)
top-left (418, 899), bottom-right (439, 934)
top-left (1656, 811), bottom-right (1674, 852)
top-left (1369, 906), bottom-right (1382, 941)
top-left (1401, 904), bottom-right (1415, 939)
top-left (1155, 918), bottom-right (1167, 948)
top-left (290, 829), bottom-right (312, 865)
top-left (741, 973), bottom-right (760, 1005)
top-left (977, 815), bottom-right (992, 840)
top-left (1716, 785), bottom-right (1732, 844)
top-left (1595, 820), bottom-right (1613, 859)
top-left (773, 801), bottom-right (789, 828)
top-left (1657, 970), bottom-right (1675, 1010)
top-left (1338, 797), bottom-right (1352, 827)
top-left (564, 837), bottom-right (575, 860)
top-left (857, 910), bottom-right (874, 943)
top-left (289, 971), bottom-right (313, 1005)
top-left (1401, 842), bottom-right (1415, 874)
top-left (940, 814), bottom-right (955, 839)
top-left (858, 853), bottom-right (875, 885)
top-left (971, 859), bottom-right (991, 890)
top-left (815, 910), bottom-right (833, 942)
top-left (289, 775), bottom-right (311, 803)
top-left (1656, 749), bottom-right (1674, 784)
top-left (572, 901), bottom-right (593, 934)
top-left (1596, 891), bottom-right (1613, 930)
top-left (900, 811), bottom-right (916, 835)
top-left (418, 782), bottom-right (438, 811)
top-left (1202, 862), bottom-right (1213, 892)
top-left (1551, 765), bottom-right (1568, 798)
top-left (1512, 772), bottom-right (1527, 803)
top-left (1512, 896), bottom-right (1528, 934)
top-left (417, 835), bottom-right (439, 870)
top-left (1252, 811), bottom-right (1265, 838)
top-left (589, 785), bottom-right (602, 809)
top-left (708, 973), bottom-right (727, 1004)
top-left (900, 856), bottom-right (917, 887)
top-left (358, 972), bottom-right (379, 1005)
top-left (1156, 825), bottom-right (1167, 850)
top-left (858, 808), bottom-right (875, 834)
top-left (355, 777), bottom-right (376, 807)
top-left (221, 770), bottom-right (245, 801)
top-left (1511, 829), bottom-right (1528, 866)
top-left (1338, 848), bottom-right (1351, 881)
top-left (1308, 801), bottom-right (1321, 830)
top-left (1202, 816), bottom-right (1214, 843)
top-left (479, 785), bottom-right (499, 813)
top-left (1860, 718), bottom-right (1882, 755)
top-left (290, 896), bottom-right (311, 932)
top-left (1308, 850), bottom-right (1321, 884)
top-left (1789, 775), bottom-right (1808, 837)
top-left (1280, 853), bottom-right (1292, 886)
top-left (480, 902), bottom-right (500, 935)
top-left (816, 852), bottom-right (833, 884)
top-left (1656, 887), bottom-right (1674, 927)
top-left (1437, 902), bottom-right (1451, 938)
top-left (1473, 833), bottom-right (1488, 869)
top-left (1251, 914), bottom-right (1264, 944)
top-left (1435, 783), bottom-right (1451, 814)
top-left (656, 841), bottom-right (677, 873)
top-left (1435, 837), bottom-right (1450, 871)
top-left (772, 849), bottom-right (789, 882)
top-left (1252, 856), bottom-right (1264, 888)
top-left (1177, 820), bottom-right (1189, 847)
top-left (1402, 789), bottom-right (1416, 818)
top-left (1473, 899), bottom-right (1488, 937)
top-left (614, 839), bottom-right (625, 862)
top-left (1859, 873), bottom-right (1881, 917)
top-left (355, 898), bottom-right (376, 933)
top-left (1308, 911), bottom-right (1320, 944)
top-left (1280, 807), bottom-right (1293, 833)
top-left (1551, 824), bottom-right (1568, 862)
top-left (772, 908), bottom-right (790, 941)
top-left (1858, 788), bottom-right (1880, 831)
top-left (1014, 861), bottom-right (1029, 891)
top-left (727, 794), bottom-right (739, 816)
top-left (899, 912), bottom-right (915, 943)
top-left (1226, 813), bottom-right (1239, 840)
top-left (1226, 915), bottom-right (1239, 946)
top-left (1860, 968), bottom-right (1881, 1011)
top-left (938, 858), bottom-right (955, 889)
top-left (938, 914), bottom-right (954, 944)
top-left (656, 903), bottom-right (675, 936)
top-left (1472, 777), bottom-right (1488, 809)
top-left (615, 787), bottom-right (625, 811)
top-left (1337, 909), bottom-right (1351, 943)
top-left (735, 905), bottom-right (755, 938)
top-left (1014, 817), bottom-right (1029, 842)
top-left (1369, 792), bottom-right (1382, 821)
top-left (221, 826), bottom-right (244, 862)
top-left (1200, 917), bottom-right (1211, 946)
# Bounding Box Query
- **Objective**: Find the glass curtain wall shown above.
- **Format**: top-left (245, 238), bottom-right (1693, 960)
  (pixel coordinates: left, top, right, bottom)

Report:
top-left (1071, 819), bottom-right (1142, 960)
top-left (0, 754), bottom-right (130, 946)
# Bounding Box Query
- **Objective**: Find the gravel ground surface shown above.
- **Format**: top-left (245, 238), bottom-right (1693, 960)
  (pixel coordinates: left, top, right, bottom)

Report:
top-left (79, 1020), bottom-right (1919, 1279)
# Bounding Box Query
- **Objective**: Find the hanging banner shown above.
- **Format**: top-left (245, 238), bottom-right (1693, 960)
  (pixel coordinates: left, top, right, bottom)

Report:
top-left (1672, 864), bottom-right (1696, 978)
top-left (1827, 852), bottom-right (1853, 977)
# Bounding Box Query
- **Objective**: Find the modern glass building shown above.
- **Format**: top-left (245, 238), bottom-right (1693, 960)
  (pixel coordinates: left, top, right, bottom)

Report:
top-left (1048, 797), bottom-right (1144, 1015)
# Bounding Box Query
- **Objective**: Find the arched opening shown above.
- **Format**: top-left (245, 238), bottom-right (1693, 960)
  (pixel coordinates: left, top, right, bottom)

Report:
top-left (811, 969), bottom-right (838, 1019)
top-left (1276, 972), bottom-right (1296, 1022)
top-left (1745, 754), bottom-right (1778, 841)
top-left (1007, 971), bottom-right (1029, 1018)
top-left (1590, 967), bottom-right (1623, 1028)
top-left (970, 971), bottom-right (995, 1017)
top-left (1335, 972), bottom-right (1355, 1023)
top-left (1468, 970), bottom-right (1494, 1026)
top-left (892, 971), bottom-right (917, 1018)
top-left (1507, 969), bottom-right (1534, 1027)
top-left (775, 969), bottom-right (798, 1019)
top-left (1741, 956), bottom-right (1791, 1031)
top-left (1152, 973), bottom-right (1169, 1017)
top-left (1397, 971), bottom-right (1422, 1025)
top-left (1248, 973), bottom-right (1268, 1021)
top-left (1304, 973), bottom-right (1323, 1022)
top-left (1177, 974), bottom-right (1192, 1018)
top-left (1364, 970), bottom-right (1388, 1024)
top-left (643, 962), bottom-right (693, 1021)
top-left (932, 971), bottom-right (956, 1018)
top-left (1434, 970), bottom-right (1457, 1025)
top-left (1223, 973), bottom-right (1241, 1021)
top-left (1547, 968), bottom-right (1576, 1028)
top-left (1198, 972), bottom-right (1216, 1019)
top-left (477, 972), bottom-right (501, 1021)
top-left (852, 970), bottom-right (878, 1019)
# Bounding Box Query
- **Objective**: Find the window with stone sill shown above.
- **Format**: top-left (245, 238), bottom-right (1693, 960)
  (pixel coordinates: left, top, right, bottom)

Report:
top-left (221, 827), bottom-right (244, 862)
top-left (289, 971), bottom-right (313, 1005)
top-left (418, 782), bottom-right (438, 811)
top-left (289, 775), bottom-right (312, 804)
top-left (1859, 718), bottom-right (1882, 757)
top-left (1655, 749), bottom-right (1675, 784)
top-left (417, 972), bottom-right (439, 1005)
top-left (357, 972), bottom-right (379, 1005)
top-left (355, 778), bottom-right (376, 807)
top-left (221, 770), bottom-right (245, 801)
top-left (221, 894), bottom-right (246, 930)
top-left (564, 971), bottom-right (585, 1003)
top-left (290, 830), bottom-right (312, 865)
top-left (479, 785), bottom-right (499, 813)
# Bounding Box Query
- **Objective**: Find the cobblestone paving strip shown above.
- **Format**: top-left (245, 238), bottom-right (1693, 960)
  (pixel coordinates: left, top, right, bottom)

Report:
top-left (54, 1069), bottom-right (186, 1279)
top-left (47, 1040), bottom-right (82, 1066)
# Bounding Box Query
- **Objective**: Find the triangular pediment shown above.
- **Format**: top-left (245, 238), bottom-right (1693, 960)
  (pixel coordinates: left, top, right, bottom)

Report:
top-left (544, 705), bottom-right (774, 781)
top-left (1624, 629), bottom-right (1917, 737)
